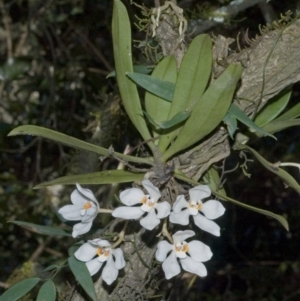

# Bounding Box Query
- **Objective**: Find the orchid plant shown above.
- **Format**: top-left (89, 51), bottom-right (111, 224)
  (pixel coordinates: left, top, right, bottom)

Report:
top-left (3, 0), bottom-right (299, 300)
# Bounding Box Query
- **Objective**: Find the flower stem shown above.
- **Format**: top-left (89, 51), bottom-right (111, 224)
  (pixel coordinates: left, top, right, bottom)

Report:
top-left (98, 208), bottom-right (113, 214)
top-left (112, 221), bottom-right (128, 248)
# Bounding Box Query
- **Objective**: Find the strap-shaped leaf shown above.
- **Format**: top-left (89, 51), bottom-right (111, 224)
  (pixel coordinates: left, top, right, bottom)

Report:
top-left (229, 104), bottom-right (275, 139)
top-left (8, 125), bottom-right (154, 165)
top-left (159, 34), bottom-right (212, 153)
top-left (163, 64), bottom-right (243, 161)
top-left (34, 170), bottom-right (145, 188)
top-left (144, 56), bottom-right (177, 131)
top-left (174, 170), bottom-right (289, 231)
top-left (11, 221), bottom-right (72, 236)
top-left (68, 256), bottom-right (97, 301)
top-left (0, 278), bottom-right (40, 301)
top-left (223, 111), bottom-right (238, 139)
top-left (254, 87), bottom-right (292, 127)
top-left (107, 65), bottom-right (152, 78)
top-left (273, 102), bottom-right (300, 122)
top-left (143, 110), bottom-right (190, 130)
top-left (112, 0), bottom-right (153, 149)
top-left (259, 119), bottom-right (300, 134)
top-left (36, 280), bottom-right (56, 301)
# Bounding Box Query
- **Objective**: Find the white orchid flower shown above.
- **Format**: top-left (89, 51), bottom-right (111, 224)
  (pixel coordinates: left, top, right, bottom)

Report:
top-left (169, 185), bottom-right (225, 236)
top-left (74, 238), bottom-right (125, 285)
top-left (58, 184), bottom-right (99, 238)
top-left (112, 180), bottom-right (170, 231)
top-left (156, 230), bottom-right (212, 279)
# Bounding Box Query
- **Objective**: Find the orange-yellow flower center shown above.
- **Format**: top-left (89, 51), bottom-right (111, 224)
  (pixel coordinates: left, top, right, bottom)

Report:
top-left (175, 242), bottom-right (189, 253)
top-left (141, 195), bottom-right (155, 207)
top-left (97, 247), bottom-right (110, 257)
top-left (189, 200), bottom-right (202, 211)
top-left (83, 202), bottom-right (92, 210)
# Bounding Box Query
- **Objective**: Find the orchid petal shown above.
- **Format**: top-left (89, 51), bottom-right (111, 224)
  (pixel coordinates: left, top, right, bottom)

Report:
top-left (189, 185), bottom-right (211, 201)
top-left (188, 240), bottom-right (213, 262)
top-left (180, 256), bottom-right (207, 277)
top-left (86, 257), bottom-right (103, 276)
top-left (120, 188), bottom-right (145, 205)
top-left (140, 209), bottom-right (160, 230)
top-left (169, 209), bottom-right (190, 225)
top-left (156, 241), bottom-right (173, 262)
top-left (112, 206), bottom-right (144, 219)
top-left (172, 195), bottom-right (188, 213)
top-left (102, 255), bottom-right (118, 285)
top-left (75, 183), bottom-right (99, 205)
top-left (70, 190), bottom-right (86, 206)
top-left (172, 230), bottom-right (195, 244)
top-left (92, 239), bottom-right (111, 248)
top-left (162, 251), bottom-right (181, 279)
top-left (201, 200), bottom-right (225, 219)
top-left (112, 248), bottom-right (126, 269)
top-left (193, 214), bottom-right (221, 236)
top-left (142, 180), bottom-right (161, 202)
top-left (155, 202), bottom-right (171, 219)
top-left (75, 242), bottom-right (97, 261)
top-left (58, 205), bottom-right (82, 220)
top-left (72, 221), bottom-right (92, 238)
top-left (81, 205), bottom-right (98, 223)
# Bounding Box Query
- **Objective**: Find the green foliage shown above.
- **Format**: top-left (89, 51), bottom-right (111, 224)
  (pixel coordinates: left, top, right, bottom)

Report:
top-left (36, 280), bottom-right (56, 301)
top-left (8, 125), bottom-right (154, 165)
top-left (228, 104), bottom-right (276, 139)
top-left (254, 87), bottom-right (292, 127)
top-left (143, 110), bottom-right (191, 130)
top-left (0, 278), bottom-right (40, 301)
top-left (34, 170), bottom-right (145, 188)
top-left (112, 0), bottom-right (153, 150)
top-left (10, 221), bottom-right (72, 236)
top-left (158, 34), bottom-right (213, 153)
top-left (68, 256), bottom-right (97, 301)
top-left (162, 64), bottom-right (243, 161)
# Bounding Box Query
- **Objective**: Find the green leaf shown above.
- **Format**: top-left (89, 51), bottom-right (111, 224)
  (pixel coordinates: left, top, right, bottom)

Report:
top-left (107, 65), bottom-right (152, 78)
top-left (144, 56), bottom-right (177, 142)
top-left (273, 102), bottom-right (300, 122)
top-left (68, 256), bottom-right (97, 301)
top-left (41, 265), bottom-right (58, 273)
top-left (163, 64), bottom-right (243, 161)
top-left (259, 119), bottom-right (300, 134)
top-left (159, 34), bottom-right (213, 153)
top-left (126, 72), bottom-right (175, 102)
top-left (11, 221), bottom-right (72, 236)
top-left (34, 170), bottom-right (145, 188)
top-left (112, 0), bottom-right (153, 149)
top-left (229, 104), bottom-right (276, 139)
top-left (143, 110), bottom-right (191, 130)
top-left (254, 87), bottom-right (292, 127)
top-left (8, 125), bottom-right (154, 166)
top-left (223, 111), bottom-right (238, 139)
top-left (0, 278), bottom-right (40, 301)
top-left (36, 280), bottom-right (56, 301)
top-left (174, 170), bottom-right (289, 231)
